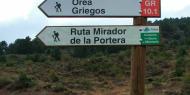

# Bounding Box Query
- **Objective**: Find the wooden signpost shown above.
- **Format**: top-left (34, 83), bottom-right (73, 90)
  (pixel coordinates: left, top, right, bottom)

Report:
top-left (131, 17), bottom-right (147, 95)
top-left (38, 0), bottom-right (161, 95)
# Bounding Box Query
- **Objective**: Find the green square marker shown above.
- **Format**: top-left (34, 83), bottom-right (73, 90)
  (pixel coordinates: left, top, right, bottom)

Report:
top-left (140, 33), bottom-right (160, 45)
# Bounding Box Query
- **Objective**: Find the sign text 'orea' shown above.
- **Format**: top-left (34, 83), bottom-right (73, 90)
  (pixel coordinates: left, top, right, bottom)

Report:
top-left (72, 0), bottom-right (106, 16)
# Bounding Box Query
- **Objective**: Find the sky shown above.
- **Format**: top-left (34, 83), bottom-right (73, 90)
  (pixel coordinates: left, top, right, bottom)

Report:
top-left (0, 0), bottom-right (190, 44)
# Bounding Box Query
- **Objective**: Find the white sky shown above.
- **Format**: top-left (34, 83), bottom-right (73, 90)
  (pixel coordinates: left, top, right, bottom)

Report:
top-left (163, 0), bottom-right (190, 12)
top-left (0, 0), bottom-right (190, 43)
top-left (0, 0), bottom-right (36, 22)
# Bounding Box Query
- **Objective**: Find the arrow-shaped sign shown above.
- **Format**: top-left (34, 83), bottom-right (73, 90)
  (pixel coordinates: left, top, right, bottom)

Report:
top-left (39, 0), bottom-right (160, 17)
top-left (37, 25), bottom-right (160, 46)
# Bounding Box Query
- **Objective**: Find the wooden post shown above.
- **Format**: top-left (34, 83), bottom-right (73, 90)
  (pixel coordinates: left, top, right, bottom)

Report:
top-left (130, 17), bottom-right (147, 95)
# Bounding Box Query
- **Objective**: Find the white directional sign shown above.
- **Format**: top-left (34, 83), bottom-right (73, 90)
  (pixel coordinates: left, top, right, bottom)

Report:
top-left (37, 26), bottom-right (160, 46)
top-left (39, 0), bottom-right (160, 17)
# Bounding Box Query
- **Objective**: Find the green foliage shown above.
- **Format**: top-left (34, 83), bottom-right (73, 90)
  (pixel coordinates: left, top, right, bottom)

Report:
top-left (75, 79), bottom-right (92, 90)
top-left (8, 54), bottom-right (19, 60)
top-left (7, 37), bottom-right (46, 54)
top-left (51, 83), bottom-right (65, 92)
top-left (6, 55), bottom-right (25, 65)
top-left (146, 64), bottom-right (163, 77)
top-left (48, 70), bottom-right (59, 82)
top-left (1, 17), bottom-right (190, 93)
top-left (71, 47), bottom-right (92, 58)
top-left (51, 83), bottom-right (75, 94)
top-left (84, 57), bottom-right (125, 78)
top-left (0, 77), bottom-right (12, 88)
top-left (148, 49), bottom-right (172, 61)
top-left (5, 62), bottom-right (16, 67)
top-left (49, 47), bottom-right (61, 60)
top-left (151, 80), bottom-right (162, 88)
top-left (181, 73), bottom-right (190, 95)
top-left (70, 46), bottom-right (127, 58)
top-left (3, 55), bottom-right (24, 67)
top-left (62, 53), bottom-right (72, 62)
top-left (164, 90), bottom-right (181, 95)
top-left (0, 41), bottom-right (8, 55)
top-left (154, 17), bottom-right (190, 49)
top-left (26, 54), bottom-right (47, 62)
top-left (0, 55), bottom-right (6, 62)
top-left (31, 38), bottom-right (46, 53)
top-left (176, 47), bottom-right (187, 57)
top-left (174, 68), bottom-right (184, 77)
top-left (68, 79), bottom-right (93, 90)
top-left (150, 76), bottom-right (167, 88)
top-left (174, 57), bottom-right (185, 77)
top-left (63, 54), bottom-right (127, 80)
top-left (10, 72), bottom-right (35, 90)
top-left (8, 36), bottom-right (32, 54)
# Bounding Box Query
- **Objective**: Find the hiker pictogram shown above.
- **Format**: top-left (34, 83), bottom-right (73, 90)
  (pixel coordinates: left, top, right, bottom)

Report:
top-left (52, 31), bottom-right (60, 42)
top-left (54, 2), bottom-right (62, 12)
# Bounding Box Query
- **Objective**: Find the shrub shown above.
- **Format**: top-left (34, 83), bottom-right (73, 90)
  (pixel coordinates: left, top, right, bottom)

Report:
top-left (176, 47), bottom-right (187, 57)
top-left (7, 54), bottom-right (18, 60)
top-left (0, 55), bottom-right (6, 62)
top-left (174, 57), bottom-right (185, 77)
top-left (71, 47), bottom-right (91, 58)
top-left (164, 90), bottom-right (181, 95)
top-left (175, 67), bottom-right (184, 77)
top-left (152, 81), bottom-right (162, 88)
top-left (5, 62), bottom-right (16, 67)
top-left (9, 73), bottom-right (35, 90)
top-left (51, 83), bottom-right (65, 92)
top-left (146, 64), bottom-right (163, 77)
top-left (84, 57), bottom-right (125, 79)
top-left (0, 77), bottom-right (12, 88)
top-left (62, 54), bottom-right (72, 62)
top-left (26, 54), bottom-right (46, 62)
top-left (50, 48), bottom-right (61, 61)
top-left (181, 73), bottom-right (190, 95)
top-left (76, 79), bottom-right (92, 90)
top-left (48, 70), bottom-right (59, 82)
top-left (68, 79), bottom-right (93, 90)
top-left (50, 83), bottom-right (76, 94)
